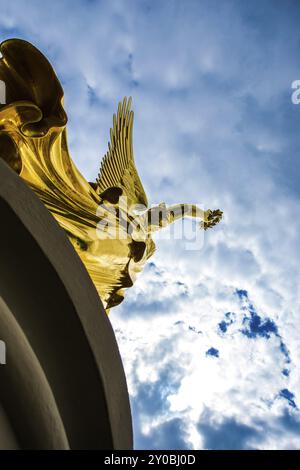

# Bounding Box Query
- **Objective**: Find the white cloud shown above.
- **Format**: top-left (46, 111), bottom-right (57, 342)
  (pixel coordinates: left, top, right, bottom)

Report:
top-left (1, 0), bottom-right (300, 450)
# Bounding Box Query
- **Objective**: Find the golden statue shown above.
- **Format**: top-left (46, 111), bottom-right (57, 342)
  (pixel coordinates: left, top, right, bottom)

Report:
top-left (0, 39), bottom-right (222, 313)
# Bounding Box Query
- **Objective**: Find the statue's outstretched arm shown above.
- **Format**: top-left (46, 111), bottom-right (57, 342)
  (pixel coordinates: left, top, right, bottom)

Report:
top-left (146, 203), bottom-right (222, 233)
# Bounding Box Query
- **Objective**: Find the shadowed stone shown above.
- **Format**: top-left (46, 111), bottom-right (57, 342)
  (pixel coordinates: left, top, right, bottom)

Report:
top-left (0, 159), bottom-right (133, 450)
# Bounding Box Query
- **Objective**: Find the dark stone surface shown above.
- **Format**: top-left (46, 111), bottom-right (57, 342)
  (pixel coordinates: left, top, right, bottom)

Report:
top-left (0, 159), bottom-right (133, 449)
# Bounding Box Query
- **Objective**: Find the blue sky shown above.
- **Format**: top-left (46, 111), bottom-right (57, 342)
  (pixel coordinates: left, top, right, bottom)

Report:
top-left (1, 0), bottom-right (300, 449)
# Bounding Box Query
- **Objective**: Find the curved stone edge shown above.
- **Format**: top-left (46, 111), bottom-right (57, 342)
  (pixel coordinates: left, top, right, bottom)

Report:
top-left (0, 297), bottom-right (69, 449)
top-left (0, 159), bottom-right (133, 449)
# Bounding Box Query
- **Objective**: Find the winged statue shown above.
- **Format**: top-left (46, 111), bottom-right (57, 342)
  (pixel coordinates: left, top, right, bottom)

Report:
top-left (0, 39), bottom-right (222, 313)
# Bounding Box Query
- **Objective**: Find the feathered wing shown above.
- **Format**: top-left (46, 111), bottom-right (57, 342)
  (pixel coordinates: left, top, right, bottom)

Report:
top-left (96, 97), bottom-right (148, 208)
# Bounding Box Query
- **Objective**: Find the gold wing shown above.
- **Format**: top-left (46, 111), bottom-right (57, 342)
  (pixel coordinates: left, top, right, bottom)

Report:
top-left (96, 97), bottom-right (148, 208)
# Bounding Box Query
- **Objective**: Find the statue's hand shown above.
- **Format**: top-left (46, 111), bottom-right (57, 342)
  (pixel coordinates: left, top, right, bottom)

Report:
top-left (200, 209), bottom-right (223, 230)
